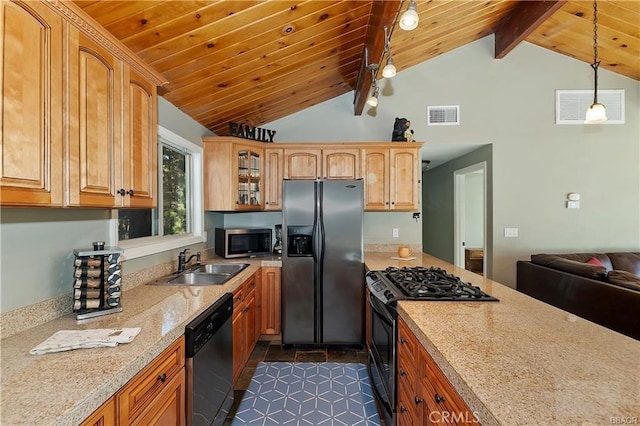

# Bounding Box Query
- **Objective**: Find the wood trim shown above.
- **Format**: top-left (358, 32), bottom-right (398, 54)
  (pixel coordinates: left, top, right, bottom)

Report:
top-left (494, 0), bottom-right (567, 58)
top-left (42, 0), bottom-right (167, 85)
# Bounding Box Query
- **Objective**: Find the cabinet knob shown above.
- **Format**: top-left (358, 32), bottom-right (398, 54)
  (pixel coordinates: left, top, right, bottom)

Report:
top-left (385, 202), bottom-right (389, 205)
top-left (399, 406), bottom-right (408, 413)
top-left (157, 373), bottom-right (167, 383)
top-left (117, 189), bottom-right (126, 196)
top-left (399, 369), bottom-right (407, 376)
top-left (400, 338), bottom-right (407, 344)
top-left (266, 201), bottom-right (269, 205)
top-left (127, 189), bottom-right (134, 196)
top-left (435, 393), bottom-right (445, 403)
top-left (414, 396), bottom-right (424, 405)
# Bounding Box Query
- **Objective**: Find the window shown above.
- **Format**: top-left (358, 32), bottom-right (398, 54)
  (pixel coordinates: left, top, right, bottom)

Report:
top-left (111, 126), bottom-right (204, 259)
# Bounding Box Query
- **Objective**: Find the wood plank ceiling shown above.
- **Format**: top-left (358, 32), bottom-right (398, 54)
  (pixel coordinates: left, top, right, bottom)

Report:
top-left (74, 0), bottom-right (639, 136)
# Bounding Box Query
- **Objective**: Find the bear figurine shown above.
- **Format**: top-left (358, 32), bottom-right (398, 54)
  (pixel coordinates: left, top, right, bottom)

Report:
top-left (392, 117), bottom-right (414, 142)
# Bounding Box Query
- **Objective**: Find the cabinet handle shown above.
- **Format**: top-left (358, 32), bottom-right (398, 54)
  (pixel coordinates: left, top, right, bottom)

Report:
top-left (400, 338), bottom-right (407, 344)
top-left (117, 189), bottom-right (126, 196)
top-left (399, 369), bottom-right (407, 376)
top-left (157, 373), bottom-right (167, 383)
top-left (435, 393), bottom-right (445, 403)
top-left (414, 396), bottom-right (424, 405)
top-left (385, 202), bottom-right (389, 205)
top-left (266, 201), bottom-right (269, 205)
top-left (400, 406), bottom-right (407, 413)
top-left (127, 189), bottom-right (134, 196)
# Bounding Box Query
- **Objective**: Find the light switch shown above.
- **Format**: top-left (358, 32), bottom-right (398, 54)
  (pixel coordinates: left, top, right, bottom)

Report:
top-left (504, 228), bottom-right (518, 238)
top-left (567, 201), bottom-right (580, 209)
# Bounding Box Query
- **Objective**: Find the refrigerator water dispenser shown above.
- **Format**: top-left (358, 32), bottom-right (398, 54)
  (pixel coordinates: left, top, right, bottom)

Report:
top-left (287, 226), bottom-right (313, 256)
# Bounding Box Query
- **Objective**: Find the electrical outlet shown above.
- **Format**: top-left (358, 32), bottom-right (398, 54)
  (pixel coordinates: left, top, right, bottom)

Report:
top-left (504, 227), bottom-right (518, 238)
top-left (392, 228), bottom-right (399, 238)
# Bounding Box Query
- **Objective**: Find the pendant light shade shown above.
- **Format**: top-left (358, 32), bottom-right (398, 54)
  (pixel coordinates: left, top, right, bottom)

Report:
top-left (399, 0), bottom-right (419, 31)
top-left (585, 102), bottom-right (607, 123)
top-left (382, 57), bottom-right (397, 78)
top-left (585, 0), bottom-right (607, 124)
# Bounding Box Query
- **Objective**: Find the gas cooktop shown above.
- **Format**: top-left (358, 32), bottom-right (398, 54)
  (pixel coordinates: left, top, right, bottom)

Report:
top-left (366, 266), bottom-right (499, 304)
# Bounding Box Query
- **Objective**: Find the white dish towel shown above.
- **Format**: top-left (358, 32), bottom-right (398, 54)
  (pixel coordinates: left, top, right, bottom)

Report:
top-left (30, 328), bottom-right (141, 355)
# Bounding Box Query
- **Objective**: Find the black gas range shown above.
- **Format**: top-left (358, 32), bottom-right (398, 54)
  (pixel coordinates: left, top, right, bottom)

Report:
top-left (366, 265), bottom-right (499, 305)
top-left (365, 265), bottom-right (498, 426)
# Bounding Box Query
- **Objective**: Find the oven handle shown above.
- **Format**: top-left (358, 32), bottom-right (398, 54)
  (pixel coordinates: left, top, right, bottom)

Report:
top-left (369, 291), bottom-right (395, 325)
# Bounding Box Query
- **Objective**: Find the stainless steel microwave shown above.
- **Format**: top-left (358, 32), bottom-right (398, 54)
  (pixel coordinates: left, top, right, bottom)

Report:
top-left (214, 228), bottom-right (272, 258)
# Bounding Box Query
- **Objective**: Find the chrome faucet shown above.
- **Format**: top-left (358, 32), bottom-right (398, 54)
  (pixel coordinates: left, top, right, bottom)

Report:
top-left (177, 249), bottom-right (201, 273)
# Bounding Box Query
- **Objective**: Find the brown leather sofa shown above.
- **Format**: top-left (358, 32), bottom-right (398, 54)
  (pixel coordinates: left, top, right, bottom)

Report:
top-left (516, 252), bottom-right (640, 341)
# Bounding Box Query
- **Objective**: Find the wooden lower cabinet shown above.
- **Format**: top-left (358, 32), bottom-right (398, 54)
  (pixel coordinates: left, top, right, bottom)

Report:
top-left (397, 318), bottom-right (478, 425)
top-left (260, 267), bottom-right (281, 335)
top-left (232, 271), bottom-right (260, 384)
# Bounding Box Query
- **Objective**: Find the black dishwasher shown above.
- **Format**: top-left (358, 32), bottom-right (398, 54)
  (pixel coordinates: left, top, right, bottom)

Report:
top-left (185, 292), bottom-right (233, 426)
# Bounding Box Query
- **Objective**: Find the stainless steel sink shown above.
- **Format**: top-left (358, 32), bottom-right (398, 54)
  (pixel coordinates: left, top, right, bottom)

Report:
top-left (193, 263), bottom-right (250, 275)
top-left (149, 263), bottom-right (250, 286)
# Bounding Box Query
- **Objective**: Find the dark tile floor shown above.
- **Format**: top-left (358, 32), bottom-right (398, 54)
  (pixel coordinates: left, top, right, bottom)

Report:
top-left (224, 339), bottom-right (369, 424)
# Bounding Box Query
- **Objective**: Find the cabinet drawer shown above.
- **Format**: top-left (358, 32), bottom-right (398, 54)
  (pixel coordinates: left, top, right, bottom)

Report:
top-left (398, 318), bottom-right (418, 366)
top-left (117, 336), bottom-right (185, 424)
top-left (397, 377), bottom-right (419, 426)
top-left (131, 367), bottom-right (186, 426)
top-left (421, 349), bottom-right (477, 424)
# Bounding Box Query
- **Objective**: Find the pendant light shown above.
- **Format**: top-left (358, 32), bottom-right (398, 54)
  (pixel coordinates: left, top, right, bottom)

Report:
top-left (381, 26), bottom-right (397, 78)
top-left (399, 0), bottom-right (419, 31)
top-left (585, 0), bottom-right (607, 124)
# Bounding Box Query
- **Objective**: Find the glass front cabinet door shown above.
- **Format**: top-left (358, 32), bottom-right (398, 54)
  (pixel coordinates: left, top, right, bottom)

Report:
top-left (236, 148), bottom-right (263, 210)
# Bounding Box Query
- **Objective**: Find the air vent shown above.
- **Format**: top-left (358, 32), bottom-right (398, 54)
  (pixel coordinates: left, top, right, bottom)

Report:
top-left (427, 105), bottom-right (459, 126)
top-left (556, 89), bottom-right (625, 124)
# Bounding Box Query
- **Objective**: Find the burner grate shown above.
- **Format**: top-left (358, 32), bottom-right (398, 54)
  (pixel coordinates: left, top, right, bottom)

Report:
top-left (382, 266), bottom-right (498, 301)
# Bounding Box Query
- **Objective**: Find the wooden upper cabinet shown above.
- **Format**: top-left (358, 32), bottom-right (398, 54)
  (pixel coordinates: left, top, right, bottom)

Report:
top-left (264, 148), bottom-right (283, 211)
top-left (284, 149), bottom-right (321, 179)
top-left (123, 68), bottom-right (157, 208)
top-left (390, 148), bottom-right (420, 210)
top-left (203, 137), bottom-right (264, 211)
top-left (362, 146), bottom-right (420, 211)
top-left (0, 0), bottom-right (63, 206)
top-left (323, 149), bottom-right (361, 179)
top-left (66, 28), bottom-right (122, 207)
top-left (362, 149), bottom-right (390, 210)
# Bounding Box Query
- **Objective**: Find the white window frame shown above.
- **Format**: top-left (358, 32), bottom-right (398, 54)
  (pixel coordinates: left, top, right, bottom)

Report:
top-left (109, 126), bottom-right (205, 260)
top-left (555, 89), bottom-right (625, 124)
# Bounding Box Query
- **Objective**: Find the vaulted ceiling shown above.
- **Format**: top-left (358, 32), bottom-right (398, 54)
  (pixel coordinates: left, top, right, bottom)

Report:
top-left (74, 0), bottom-right (639, 136)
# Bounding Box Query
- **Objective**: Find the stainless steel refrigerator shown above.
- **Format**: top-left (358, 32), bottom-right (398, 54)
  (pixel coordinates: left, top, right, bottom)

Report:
top-left (281, 179), bottom-right (364, 346)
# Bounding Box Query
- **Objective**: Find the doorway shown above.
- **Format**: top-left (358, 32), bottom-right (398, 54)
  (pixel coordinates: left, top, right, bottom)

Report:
top-left (454, 162), bottom-right (486, 275)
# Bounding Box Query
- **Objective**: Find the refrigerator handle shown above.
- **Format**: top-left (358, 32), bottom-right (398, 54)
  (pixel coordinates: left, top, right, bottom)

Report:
top-left (313, 181), bottom-right (322, 342)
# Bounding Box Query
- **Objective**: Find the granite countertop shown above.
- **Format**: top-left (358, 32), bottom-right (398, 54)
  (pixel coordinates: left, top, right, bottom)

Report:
top-left (365, 252), bottom-right (640, 425)
top-left (0, 257), bottom-right (280, 426)
top-left (3, 252), bottom-right (639, 425)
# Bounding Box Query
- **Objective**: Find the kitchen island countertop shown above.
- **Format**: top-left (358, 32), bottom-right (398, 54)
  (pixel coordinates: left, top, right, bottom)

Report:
top-left (365, 252), bottom-right (640, 425)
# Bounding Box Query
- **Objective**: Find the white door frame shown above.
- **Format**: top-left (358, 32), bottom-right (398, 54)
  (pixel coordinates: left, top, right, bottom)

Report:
top-left (453, 162), bottom-right (487, 270)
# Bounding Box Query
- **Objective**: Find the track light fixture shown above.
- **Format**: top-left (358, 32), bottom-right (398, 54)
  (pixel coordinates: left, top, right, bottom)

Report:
top-left (367, 85), bottom-right (380, 107)
top-left (399, 0), bottom-right (419, 31)
top-left (366, 63), bottom-right (380, 107)
top-left (585, 0), bottom-right (607, 123)
top-left (382, 26), bottom-right (397, 78)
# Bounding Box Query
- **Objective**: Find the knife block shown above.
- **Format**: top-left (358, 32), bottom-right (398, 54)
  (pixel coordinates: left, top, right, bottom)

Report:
top-left (72, 246), bottom-right (124, 320)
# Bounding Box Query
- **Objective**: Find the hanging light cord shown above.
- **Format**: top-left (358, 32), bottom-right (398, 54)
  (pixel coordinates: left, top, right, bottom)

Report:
top-left (590, 0), bottom-right (600, 104)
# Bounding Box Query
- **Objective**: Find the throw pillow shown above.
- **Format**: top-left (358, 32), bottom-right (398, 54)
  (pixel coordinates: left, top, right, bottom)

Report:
top-left (586, 257), bottom-right (605, 268)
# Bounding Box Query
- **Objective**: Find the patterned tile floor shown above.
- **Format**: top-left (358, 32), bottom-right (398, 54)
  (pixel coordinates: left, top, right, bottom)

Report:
top-left (224, 340), bottom-right (382, 425)
top-left (231, 362), bottom-right (380, 425)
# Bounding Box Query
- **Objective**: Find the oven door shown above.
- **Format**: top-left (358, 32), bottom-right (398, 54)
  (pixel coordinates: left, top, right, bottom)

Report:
top-left (366, 291), bottom-right (397, 424)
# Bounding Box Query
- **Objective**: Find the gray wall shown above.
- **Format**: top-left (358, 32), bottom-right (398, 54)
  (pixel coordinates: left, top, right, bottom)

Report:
top-left (422, 145), bottom-right (493, 276)
top-left (0, 97), bottom-right (212, 313)
top-left (268, 35), bottom-right (640, 287)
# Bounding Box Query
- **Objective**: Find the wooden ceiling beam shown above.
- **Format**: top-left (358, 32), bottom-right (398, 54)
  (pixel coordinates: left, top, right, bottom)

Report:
top-left (353, 0), bottom-right (401, 116)
top-left (494, 0), bottom-right (567, 59)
